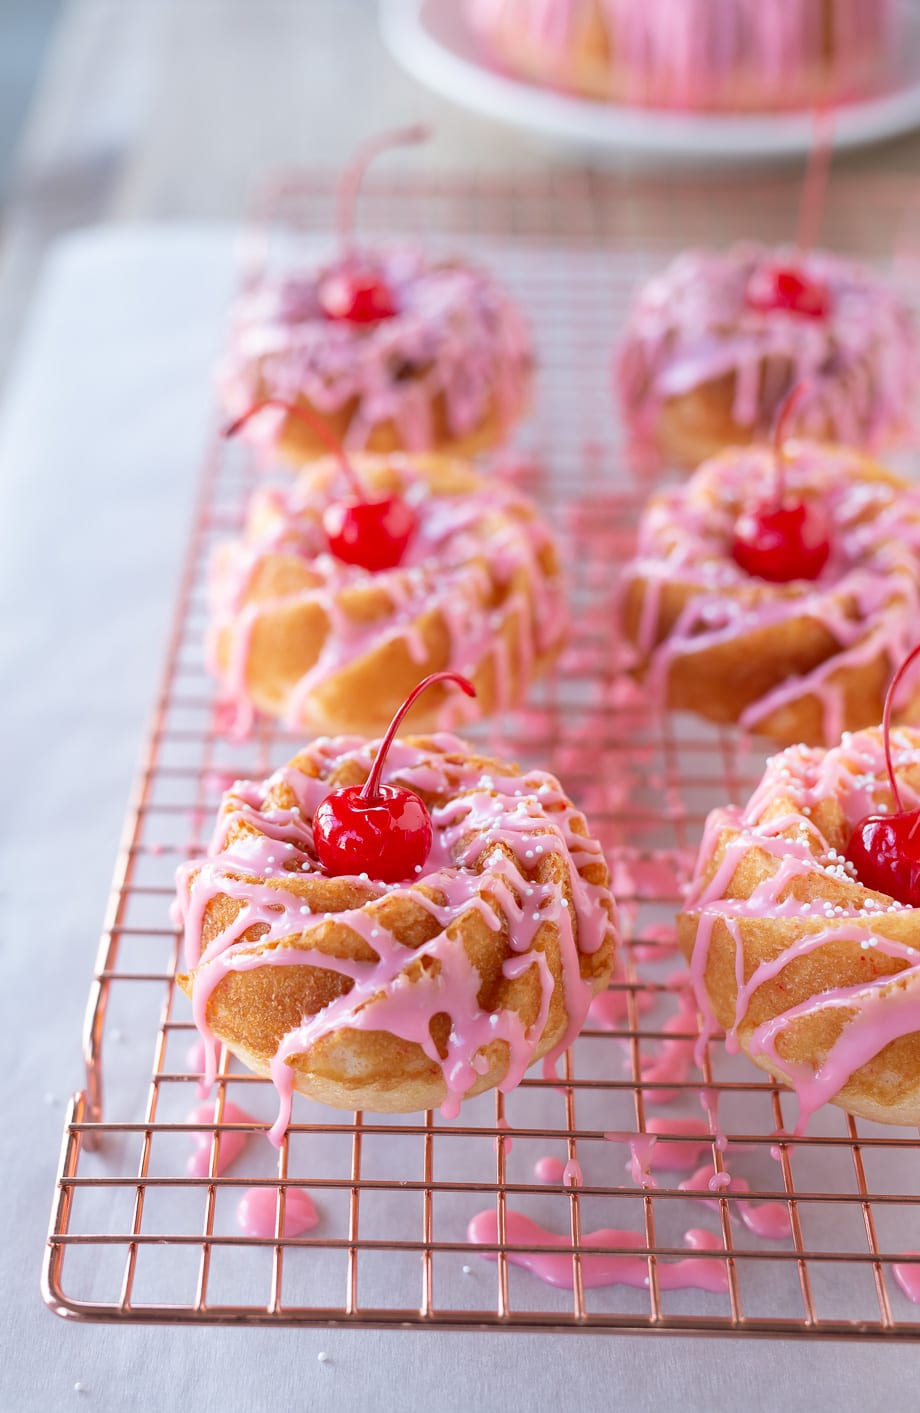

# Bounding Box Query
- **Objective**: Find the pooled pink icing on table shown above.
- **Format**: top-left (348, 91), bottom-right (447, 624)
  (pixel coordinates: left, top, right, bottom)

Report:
top-left (176, 733), bottom-right (617, 1146)
top-left (679, 1162), bottom-right (793, 1240)
top-left (467, 1209), bottom-right (728, 1292)
top-left (218, 246), bottom-right (532, 455)
top-left (621, 441), bottom-right (920, 742)
top-left (236, 1186), bottom-right (318, 1238)
top-left (683, 727), bottom-right (920, 1132)
top-left (892, 1254), bottom-right (920, 1303)
top-left (466, 0), bottom-right (895, 111)
top-left (185, 1101), bottom-right (260, 1177)
top-left (208, 457), bottom-right (568, 731)
top-left (534, 1155), bottom-right (566, 1184)
top-left (618, 243), bottom-right (917, 451)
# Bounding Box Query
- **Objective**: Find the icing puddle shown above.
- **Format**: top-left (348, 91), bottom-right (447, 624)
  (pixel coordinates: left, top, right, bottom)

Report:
top-left (236, 1186), bottom-right (319, 1238)
top-left (892, 1254), bottom-right (920, 1304)
top-left (467, 1210), bottom-right (728, 1293)
top-left (185, 1102), bottom-right (260, 1178)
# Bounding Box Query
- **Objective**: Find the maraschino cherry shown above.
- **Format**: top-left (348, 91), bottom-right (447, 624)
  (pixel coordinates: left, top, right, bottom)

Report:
top-left (731, 381), bottom-right (832, 584)
top-left (223, 398), bottom-right (416, 572)
top-left (313, 671), bottom-right (476, 883)
top-left (745, 106), bottom-right (833, 322)
top-left (745, 264), bottom-right (829, 320)
top-left (845, 643), bottom-right (920, 907)
top-left (318, 124), bottom-right (429, 326)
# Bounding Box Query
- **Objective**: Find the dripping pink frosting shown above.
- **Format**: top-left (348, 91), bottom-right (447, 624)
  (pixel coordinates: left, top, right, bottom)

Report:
top-left (618, 244), bottom-right (918, 451)
top-left (466, 0), bottom-right (895, 111)
top-left (619, 440), bottom-right (920, 742)
top-left (217, 247), bottom-right (532, 455)
top-left (175, 732), bottom-right (617, 1145)
top-left (208, 455), bottom-right (568, 733)
top-left (681, 726), bottom-right (920, 1131)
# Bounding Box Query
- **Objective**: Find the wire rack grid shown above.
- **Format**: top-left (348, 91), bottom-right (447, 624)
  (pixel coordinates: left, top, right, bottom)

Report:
top-left (43, 170), bottom-right (920, 1337)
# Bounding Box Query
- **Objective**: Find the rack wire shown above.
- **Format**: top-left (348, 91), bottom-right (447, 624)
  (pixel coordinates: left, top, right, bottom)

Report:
top-left (44, 170), bottom-right (920, 1336)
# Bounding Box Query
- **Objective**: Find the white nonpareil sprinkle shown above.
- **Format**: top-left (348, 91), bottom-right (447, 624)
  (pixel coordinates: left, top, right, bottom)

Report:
top-left (462, 1265), bottom-right (472, 1275)
top-left (317, 1352), bottom-right (330, 1364)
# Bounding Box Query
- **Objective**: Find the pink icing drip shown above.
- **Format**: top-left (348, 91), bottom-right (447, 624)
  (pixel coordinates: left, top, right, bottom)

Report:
top-left (218, 247), bottom-right (531, 454)
top-left (176, 734), bottom-right (617, 1146)
top-left (618, 243), bottom-right (917, 448)
top-left (236, 1186), bottom-right (319, 1238)
top-left (684, 728), bottom-right (920, 1132)
top-left (625, 442), bottom-right (920, 742)
top-left (185, 1102), bottom-right (260, 1178)
top-left (679, 1162), bottom-right (793, 1241)
top-left (467, 1209), bottom-right (728, 1292)
top-left (208, 460), bottom-right (568, 730)
top-left (562, 1158), bottom-right (583, 1188)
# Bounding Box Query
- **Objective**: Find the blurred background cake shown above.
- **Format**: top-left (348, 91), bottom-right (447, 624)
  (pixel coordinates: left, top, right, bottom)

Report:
top-left (466, 0), bottom-right (899, 111)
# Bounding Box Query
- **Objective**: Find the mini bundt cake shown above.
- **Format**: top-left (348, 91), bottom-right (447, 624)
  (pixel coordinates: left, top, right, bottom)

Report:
top-left (618, 440), bottom-right (920, 746)
top-left (679, 725), bottom-right (920, 1129)
top-left (617, 243), bottom-right (918, 468)
top-left (208, 451), bottom-right (568, 735)
top-left (176, 726), bottom-right (618, 1140)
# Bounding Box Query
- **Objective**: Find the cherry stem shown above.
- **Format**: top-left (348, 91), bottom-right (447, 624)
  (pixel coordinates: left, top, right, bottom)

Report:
top-left (337, 124), bottom-right (430, 258)
top-left (796, 104), bottom-right (835, 255)
top-left (881, 642), bottom-right (920, 814)
top-left (360, 671), bottom-right (476, 802)
top-left (771, 379), bottom-right (814, 508)
top-left (223, 398), bottom-right (364, 500)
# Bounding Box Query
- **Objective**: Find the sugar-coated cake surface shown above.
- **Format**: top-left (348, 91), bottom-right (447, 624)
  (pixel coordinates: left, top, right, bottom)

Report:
top-left (208, 453), bottom-right (568, 734)
top-left (218, 247), bottom-right (532, 457)
top-left (619, 441), bottom-right (920, 745)
top-left (618, 243), bottom-right (919, 459)
top-left (176, 733), bottom-right (618, 1138)
top-left (679, 727), bottom-right (920, 1129)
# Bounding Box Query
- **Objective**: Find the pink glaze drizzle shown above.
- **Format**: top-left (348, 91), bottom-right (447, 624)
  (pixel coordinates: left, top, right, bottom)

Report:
top-left (218, 247), bottom-right (531, 455)
top-left (679, 1162), bottom-right (793, 1240)
top-left (618, 243), bottom-right (917, 450)
top-left (683, 727), bottom-right (920, 1132)
top-left (467, 1209), bottom-right (728, 1292)
top-left (176, 733), bottom-right (617, 1145)
top-left (236, 1186), bottom-right (319, 1238)
top-left (467, 0), bottom-right (895, 111)
top-left (208, 457), bottom-right (568, 732)
top-left (621, 441), bottom-right (920, 742)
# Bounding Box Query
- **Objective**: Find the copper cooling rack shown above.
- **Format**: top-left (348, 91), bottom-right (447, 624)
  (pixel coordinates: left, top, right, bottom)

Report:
top-left (43, 171), bottom-right (920, 1336)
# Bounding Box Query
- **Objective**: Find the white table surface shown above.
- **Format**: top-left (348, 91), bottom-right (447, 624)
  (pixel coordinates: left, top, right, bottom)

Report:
top-left (2, 224), bottom-right (918, 1413)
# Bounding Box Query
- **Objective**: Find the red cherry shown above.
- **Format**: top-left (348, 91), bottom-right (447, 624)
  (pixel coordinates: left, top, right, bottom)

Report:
top-left (746, 264), bottom-right (830, 320)
top-left (732, 501), bottom-right (832, 584)
top-left (313, 672), bottom-right (476, 883)
top-left (319, 267), bottom-right (398, 325)
top-left (317, 124), bottom-right (430, 327)
top-left (223, 398), bottom-right (417, 572)
top-left (845, 642), bottom-right (920, 906)
top-left (322, 494), bottom-right (416, 571)
top-left (730, 380), bottom-right (831, 585)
